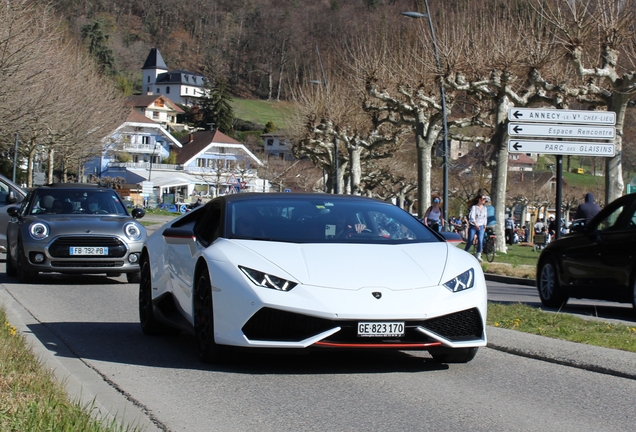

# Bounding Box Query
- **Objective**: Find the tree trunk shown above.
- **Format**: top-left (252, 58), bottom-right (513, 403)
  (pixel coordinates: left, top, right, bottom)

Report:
top-left (490, 97), bottom-right (514, 254)
top-left (605, 93), bottom-right (629, 203)
top-left (349, 146), bottom-right (362, 195)
top-left (47, 148), bottom-right (54, 184)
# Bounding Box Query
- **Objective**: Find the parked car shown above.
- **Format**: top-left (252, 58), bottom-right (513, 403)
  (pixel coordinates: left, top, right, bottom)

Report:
top-left (6, 184), bottom-right (146, 283)
top-left (536, 193), bottom-right (636, 310)
top-left (139, 193), bottom-right (487, 364)
top-left (0, 174), bottom-right (26, 253)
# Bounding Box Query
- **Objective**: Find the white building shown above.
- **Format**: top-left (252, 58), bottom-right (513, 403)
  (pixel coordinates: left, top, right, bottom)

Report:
top-left (141, 48), bottom-right (205, 106)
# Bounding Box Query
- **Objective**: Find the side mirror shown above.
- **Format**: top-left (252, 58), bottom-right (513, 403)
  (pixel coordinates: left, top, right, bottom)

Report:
top-left (131, 208), bottom-right (145, 219)
top-left (6, 191), bottom-right (18, 204)
top-left (7, 206), bottom-right (20, 217)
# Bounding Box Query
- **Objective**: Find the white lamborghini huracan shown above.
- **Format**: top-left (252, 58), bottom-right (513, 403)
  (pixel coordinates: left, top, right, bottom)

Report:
top-left (139, 193), bottom-right (487, 364)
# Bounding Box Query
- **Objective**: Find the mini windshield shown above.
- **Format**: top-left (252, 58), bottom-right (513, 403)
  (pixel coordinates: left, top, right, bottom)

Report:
top-left (29, 190), bottom-right (128, 216)
top-left (227, 198), bottom-right (439, 243)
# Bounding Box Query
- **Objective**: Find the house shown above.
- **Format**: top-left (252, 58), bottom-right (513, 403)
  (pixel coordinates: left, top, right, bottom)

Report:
top-left (89, 109), bottom-right (183, 181)
top-left (261, 131), bottom-right (295, 161)
top-left (508, 153), bottom-right (537, 171)
top-left (142, 48), bottom-right (205, 106)
top-left (123, 94), bottom-right (184, 131)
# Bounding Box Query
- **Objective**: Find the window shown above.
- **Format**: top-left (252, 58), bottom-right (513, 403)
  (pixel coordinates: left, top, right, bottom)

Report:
top-left (166, 87), bottom-right (170, 94)
top-left (267, 139), bottom-right (274, 146)
top-left (153, 112), bottom-right (160, 119)
top-left (142, 136), bottom-right (150, 145)
top-left (147, 76), bottom-right (150, 83)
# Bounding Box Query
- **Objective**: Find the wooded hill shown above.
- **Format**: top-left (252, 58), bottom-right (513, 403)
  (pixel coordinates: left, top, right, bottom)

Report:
top-left (45, 0), bottom-right (426, 99)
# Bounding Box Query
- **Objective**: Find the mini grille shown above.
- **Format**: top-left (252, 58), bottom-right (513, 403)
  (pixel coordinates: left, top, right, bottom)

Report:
top-left (420, 308), bottom-right (483, 341)
top-left (49, 236), bottom-right (126, 258)
top-left (50, 261), bottom-right (124, 268)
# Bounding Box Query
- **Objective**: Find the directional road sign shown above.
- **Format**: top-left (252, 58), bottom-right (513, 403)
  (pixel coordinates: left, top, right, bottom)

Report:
top-left (508, 108), bottom-right (616, 125)
top-left (507, 140), bottom-right (615, 157)
top-left (508, 123), bottom-right (615, 140)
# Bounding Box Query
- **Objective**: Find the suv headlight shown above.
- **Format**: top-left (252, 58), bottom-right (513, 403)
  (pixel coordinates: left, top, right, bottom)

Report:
top-left (29, 222), bottom-right (50, 240)
top-left (443, 268), bottom-right (475, 293)
top-left (124, 222), bottom-right (143, 241)
top-left (239, 266), bottom-right (297, 291)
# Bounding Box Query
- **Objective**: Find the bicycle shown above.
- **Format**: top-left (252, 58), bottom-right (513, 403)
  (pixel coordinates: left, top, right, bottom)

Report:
top-left (482, 227), bottom-right (496, 263)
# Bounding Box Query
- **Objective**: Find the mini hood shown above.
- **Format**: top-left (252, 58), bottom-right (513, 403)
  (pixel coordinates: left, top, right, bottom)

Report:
top-left (233, 241), bottom-right (450, 290)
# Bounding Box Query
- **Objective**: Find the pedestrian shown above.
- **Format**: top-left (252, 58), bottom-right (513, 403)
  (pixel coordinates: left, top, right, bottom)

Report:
top-left (424, 195), bottom-right (445, 232)
top-left (574, 192), bottom-right (601, 223)
top-left (547, 216), bottom-right (557, 241)
top-left (534, 217), bottom-right (545, 235)
top-left (505, 214), bottom-right (515, 245)
top-left (464, 193), bottom-right (489, 262)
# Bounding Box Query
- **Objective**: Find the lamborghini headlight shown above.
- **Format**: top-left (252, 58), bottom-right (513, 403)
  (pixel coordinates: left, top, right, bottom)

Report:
top-left (443, 268), bottom-right (475, 293)
top-left (239, 266), bottom-right (297, 292)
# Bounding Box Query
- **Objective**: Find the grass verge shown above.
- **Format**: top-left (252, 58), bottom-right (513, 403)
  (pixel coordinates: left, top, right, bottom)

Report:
top-left (0, 308), bottom-right (138, 432)
top-left (488, 302), bottom-right (636, 353)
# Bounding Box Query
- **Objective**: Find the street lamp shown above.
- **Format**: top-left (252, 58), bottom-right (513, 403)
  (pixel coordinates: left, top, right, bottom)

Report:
top-left (402, 5), bottom-right (450, 227)
top-left (309, 44), bottom-right (338, 194)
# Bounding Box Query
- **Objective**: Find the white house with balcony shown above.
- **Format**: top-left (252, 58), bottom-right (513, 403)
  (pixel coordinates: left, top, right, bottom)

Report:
top-left (142, 48), bottom-right (205, 106)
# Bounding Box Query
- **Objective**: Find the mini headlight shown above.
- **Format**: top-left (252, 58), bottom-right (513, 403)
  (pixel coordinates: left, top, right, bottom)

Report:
top-left (443, 268), bottom-right (475, 293)
top-left (29, 222), bottom-right (49, 240)
top-left (124, 222), bottom-right (143, 241)
top-left (239, 266), bottom-right (297, 292)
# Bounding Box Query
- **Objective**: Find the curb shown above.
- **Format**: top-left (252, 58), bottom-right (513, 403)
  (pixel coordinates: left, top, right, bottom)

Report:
top-left (484, 273), bottom-right (536, 286)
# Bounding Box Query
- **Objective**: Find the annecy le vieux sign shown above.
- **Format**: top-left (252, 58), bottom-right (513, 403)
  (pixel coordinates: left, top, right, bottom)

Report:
top-left (507, 108), bottom-right (616, 157)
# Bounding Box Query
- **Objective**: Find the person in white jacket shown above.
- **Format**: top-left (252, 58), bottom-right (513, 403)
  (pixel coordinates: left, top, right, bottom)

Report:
top-left (463, 194), bottom-right (489, 262)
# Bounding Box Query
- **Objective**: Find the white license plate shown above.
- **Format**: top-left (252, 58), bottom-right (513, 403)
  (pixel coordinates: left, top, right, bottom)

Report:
top-left (70, 246), bottom-right (109, 255)
top-left (357, 322), bottom-right (405, 337)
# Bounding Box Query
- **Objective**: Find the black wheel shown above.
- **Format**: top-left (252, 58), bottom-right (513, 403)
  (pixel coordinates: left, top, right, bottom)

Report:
top-left (17, 240), bottom-right (38, 283)
top-left (537, 258), bottom-right (569, 308)
top-left (193, 270), bottom-right (225, 363)
top-left (429, 347), bottom-right (479, 363)
top-left (127, 270), bottom-right (140, 283)
top-left (485, 238), bottom-right (496, 263)
top-left (5, 245), bottom-right (17, 277)
top-left (138, 255), bottom-right (172, 335)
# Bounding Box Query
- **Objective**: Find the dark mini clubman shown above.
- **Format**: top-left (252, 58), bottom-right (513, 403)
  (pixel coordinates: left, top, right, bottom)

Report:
top-left (6, 184), bottom-right (146, 283)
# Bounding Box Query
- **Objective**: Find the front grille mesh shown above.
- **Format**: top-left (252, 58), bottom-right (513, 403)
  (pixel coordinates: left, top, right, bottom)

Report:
top-left (242, 307), bottom-right (483, 344)
top-left (420, 308), bottom-right (483, 341)
top-left (49, 236), bottom-right (126, 258)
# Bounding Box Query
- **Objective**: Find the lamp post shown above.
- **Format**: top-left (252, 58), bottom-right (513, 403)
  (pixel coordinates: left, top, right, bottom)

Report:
top-left (402, 4), bottom-right (449, 228)
top-left (309, 44), bottom-right (338, 194)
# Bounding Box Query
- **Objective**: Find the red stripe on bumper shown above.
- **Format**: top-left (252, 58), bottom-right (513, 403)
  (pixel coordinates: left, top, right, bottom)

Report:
top-left (313, 341), bottom-right (443, 348)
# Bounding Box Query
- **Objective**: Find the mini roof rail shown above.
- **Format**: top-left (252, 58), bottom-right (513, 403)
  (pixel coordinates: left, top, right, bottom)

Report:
top-left (44, 183), bottom-right (99, 188)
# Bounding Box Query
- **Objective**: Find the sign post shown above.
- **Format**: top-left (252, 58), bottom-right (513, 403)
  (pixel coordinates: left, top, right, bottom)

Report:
top-left (507, 108), bottom-right (616, 240)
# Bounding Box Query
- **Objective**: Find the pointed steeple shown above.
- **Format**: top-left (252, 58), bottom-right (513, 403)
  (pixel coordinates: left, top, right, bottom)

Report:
top-left (142, 48), bottom-right (168, 70)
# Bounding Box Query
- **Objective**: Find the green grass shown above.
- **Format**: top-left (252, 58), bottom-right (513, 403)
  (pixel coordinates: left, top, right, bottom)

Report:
top-left (0, 308), bottom-right (139, 431)
top-left (487, 243), bottom-right (540, 267)
top-left (488, 302), bottom-right (636, 353)
top-left (230, 98), bottom-right (295, 128)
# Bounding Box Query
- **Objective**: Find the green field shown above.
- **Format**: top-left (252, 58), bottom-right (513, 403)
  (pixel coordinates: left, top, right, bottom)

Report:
top-left (230, 98), bottom-right (295, 128)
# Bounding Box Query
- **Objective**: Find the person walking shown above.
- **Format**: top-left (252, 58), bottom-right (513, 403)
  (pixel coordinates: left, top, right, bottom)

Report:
top-left (575, 192), bottom-right (601, 223)
top-left (505, 214), bottom-right (515, 245)
top-left (424, 195), bottom-right (445, 232)
top-left (464, 194), bottom-right (489, 262)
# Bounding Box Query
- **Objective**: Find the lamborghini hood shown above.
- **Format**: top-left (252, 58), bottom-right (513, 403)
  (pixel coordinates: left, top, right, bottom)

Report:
top-left (234, 241), bottom-right (451, 290)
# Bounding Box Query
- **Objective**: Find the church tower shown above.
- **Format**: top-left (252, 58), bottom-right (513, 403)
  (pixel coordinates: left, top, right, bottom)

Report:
top-left (141, 48), bottom-right (168, 95)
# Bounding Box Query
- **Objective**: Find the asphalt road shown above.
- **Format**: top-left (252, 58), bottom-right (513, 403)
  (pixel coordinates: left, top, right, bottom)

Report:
top-left (1, 217), bottom-right (635, 431)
